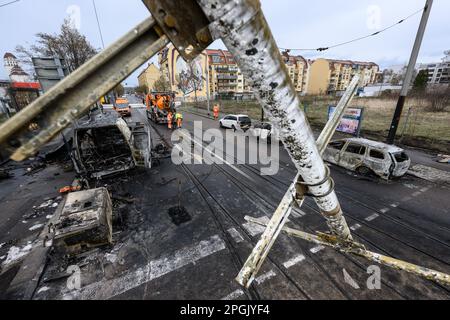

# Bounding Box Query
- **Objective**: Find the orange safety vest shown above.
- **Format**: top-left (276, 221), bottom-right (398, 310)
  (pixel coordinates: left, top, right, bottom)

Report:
top-left (213, 105), bottom-right (219, 114)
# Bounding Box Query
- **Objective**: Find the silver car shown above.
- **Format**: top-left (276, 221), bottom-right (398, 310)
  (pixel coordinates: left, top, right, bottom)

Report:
top-left (323, 138), bottom-right (411, 180)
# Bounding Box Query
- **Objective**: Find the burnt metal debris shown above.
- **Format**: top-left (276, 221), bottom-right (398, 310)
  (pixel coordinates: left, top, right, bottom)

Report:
top-left (0, 0), bottom-right (448, 292)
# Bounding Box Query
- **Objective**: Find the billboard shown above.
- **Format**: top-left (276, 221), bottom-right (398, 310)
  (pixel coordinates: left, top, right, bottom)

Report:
top-left (327, 106), bottom-right (364, 137)
top-left (32, 57), bottom-right (69, 93)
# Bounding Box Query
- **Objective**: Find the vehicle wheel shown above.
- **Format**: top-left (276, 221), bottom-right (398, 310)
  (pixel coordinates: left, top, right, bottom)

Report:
top-left (356, 166), bottom-right (372, 176)
top-left (220, 122), bottom-right (224, 128)
top-left (232, 125), bottom-right (237, 132)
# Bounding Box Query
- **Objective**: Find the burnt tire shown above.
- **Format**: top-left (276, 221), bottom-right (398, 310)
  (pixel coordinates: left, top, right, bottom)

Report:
top-left (356, 166), bottom-right (372, 176)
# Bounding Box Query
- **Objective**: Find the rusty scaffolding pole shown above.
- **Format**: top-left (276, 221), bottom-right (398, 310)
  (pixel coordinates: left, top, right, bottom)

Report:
top-left (0, 0), bottom-right (448, 290)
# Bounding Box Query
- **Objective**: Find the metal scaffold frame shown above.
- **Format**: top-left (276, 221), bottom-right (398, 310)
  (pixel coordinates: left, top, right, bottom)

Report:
top-left (0, 0), bottom-right (448, 290)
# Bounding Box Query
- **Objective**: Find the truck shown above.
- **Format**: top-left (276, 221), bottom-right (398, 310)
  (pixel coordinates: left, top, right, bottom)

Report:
top-left (145, 92), bottom-right (176, 124)
top-left (114, 98), bottom-right (132, 117)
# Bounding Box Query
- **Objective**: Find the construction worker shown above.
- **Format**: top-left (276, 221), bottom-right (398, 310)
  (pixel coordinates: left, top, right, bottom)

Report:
top-left (213, 104), bottom-right (220, 120)
top-left (167, 111), bottom-right (174, 130)
top-left (175, 112), bottom-right (183, 129)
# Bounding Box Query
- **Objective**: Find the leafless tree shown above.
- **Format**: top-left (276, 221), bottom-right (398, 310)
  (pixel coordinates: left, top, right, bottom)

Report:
top-left (16, 19), bottom-right (97, 74)
top-left (152, 75), bottom-right (171, 92)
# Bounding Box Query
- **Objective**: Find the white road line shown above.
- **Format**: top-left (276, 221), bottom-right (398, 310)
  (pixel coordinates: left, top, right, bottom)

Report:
top-left (412, 191), bottom-right (422, 197)
top-left (255, 270), bottom-right (276, 285)
top-left (420, 187), bottom-right (430, 193)
top-left (365, 213), bottom-right (379, 222)
top-left (283, 255), bottom-right (305, 269)
top-left (63, 235), bottom-right (226, 300)
top-left (402, 197), bottom-right (413, 202)
top-left (350, 224), bottom-right (362, 231)
top-left (380, 208), bottom-right (390, 213)
top-left (242, 216), bottom-right (269, 237)
top-left (390, 203), bottom-right (399, 208)
top-left (180, 131), bottom-right (254, 182)
top-left (291, 210), bottom-right (306, 219)
top-left (227, 228), bottom-right (244, 244)
top-left (310, 245), bottom-right (325, 254)
top-left (221, 289), bottom-right (245, 300)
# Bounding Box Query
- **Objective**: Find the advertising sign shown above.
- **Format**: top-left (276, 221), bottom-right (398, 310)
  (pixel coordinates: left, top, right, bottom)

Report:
top-left (327, 106), bottom-right (364, 137)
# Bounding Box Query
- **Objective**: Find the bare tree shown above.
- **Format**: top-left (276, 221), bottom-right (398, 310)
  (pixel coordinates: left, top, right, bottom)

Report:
top-left (16, 19), bottom-right (97, 73)
top-left (152, 75), bottom-right (171, 92)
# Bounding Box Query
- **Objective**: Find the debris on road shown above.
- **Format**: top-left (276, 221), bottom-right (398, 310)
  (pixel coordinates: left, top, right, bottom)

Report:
top-left (54, 188), bottom-right (113, 254)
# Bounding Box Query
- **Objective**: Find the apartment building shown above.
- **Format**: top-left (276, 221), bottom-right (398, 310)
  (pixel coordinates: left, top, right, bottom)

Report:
top-left (417, 62), bottom-right (450, 85)
top-left (307, 58), bottom-right (379, 95)
top-left (137, 63), bottom-right (161, 92)
top-left (157, 44), bottom-right (310, 100)
top-left (282, 52), bottom-right (310, 95)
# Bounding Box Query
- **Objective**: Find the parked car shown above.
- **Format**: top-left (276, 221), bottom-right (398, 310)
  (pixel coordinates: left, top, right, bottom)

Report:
top-left (219, 115), bottom-right (252, 132)
top-left (251, 122), bottom-right (274, 142)
top-left (323, 138), bottom-right (411, 180)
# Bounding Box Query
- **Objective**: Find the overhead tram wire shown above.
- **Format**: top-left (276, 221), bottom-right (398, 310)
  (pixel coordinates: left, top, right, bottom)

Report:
top-left (0, 0), bottom-right (20, 8)
top-left (92, 0), bottom-right (105, 49)
top-left (280, 6), bottom-right (425, 53)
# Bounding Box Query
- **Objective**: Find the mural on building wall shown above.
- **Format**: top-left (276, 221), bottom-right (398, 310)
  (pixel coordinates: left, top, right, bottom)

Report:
top-left (175, 56), bottom-right (204, 96)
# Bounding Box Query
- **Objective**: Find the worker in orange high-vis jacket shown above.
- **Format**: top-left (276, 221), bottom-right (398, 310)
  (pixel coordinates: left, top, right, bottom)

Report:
top-left (175, 112), bottom-right (183, 129)
top-left (213, 104), bottom-right (220, 120)
top-left (167, 111), bottom-right (174, 130)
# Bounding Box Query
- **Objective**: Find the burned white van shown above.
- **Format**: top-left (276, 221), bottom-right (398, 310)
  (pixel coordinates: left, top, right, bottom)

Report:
top-left (324, 138), bottom-right (411, 180)
top-left (72, 112), bottom-right (152, 179)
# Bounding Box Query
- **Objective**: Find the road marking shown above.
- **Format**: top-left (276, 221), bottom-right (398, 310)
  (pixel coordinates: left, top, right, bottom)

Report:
top-left (255, 270), bottom-right (276, 285)
top-left (420, 187), bottom-right (430, 193)
top-left (343, 269), bottom-right (360, 290)
top-left (412, 191), bottom-right (422, 197)
top-left (283, 255), bottom-right (305, 269)
top-left (291, 210), bottom-right (306, 218)
top-left (380, 208), bottom-right (390, 213)
top-left (179, 131), bottom-right (255, 182)
top-left (221, 289), bottom-right (245, 300)
top-left (242, 216), bottom-right (269, 237)
top-left (310, 245), bottom-right (325, 254)
top-left (227, 228), bottom-right (244, 244)
top-left (350, 224), bottom-right (362, 231)
top-left (390, 203), bottom-right (399, 208)
top-left (402, 196), bottom-right (412, 202)
top-left (63, 235), bottom-right (226, 300)
top-left (365, 213), bottom-right (379, 222)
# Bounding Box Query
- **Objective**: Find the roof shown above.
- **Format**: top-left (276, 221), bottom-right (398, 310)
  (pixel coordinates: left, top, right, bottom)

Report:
top-left (4, 52), bottom-right (16, 59)
top-left (10, 65), bottom-right (29, 76)
top-left (345, 138), bottom-right (404, 153)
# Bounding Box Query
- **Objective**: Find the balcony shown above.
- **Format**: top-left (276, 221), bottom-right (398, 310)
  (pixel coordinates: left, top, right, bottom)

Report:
top-left (217, 75), bottom-right (238, 80)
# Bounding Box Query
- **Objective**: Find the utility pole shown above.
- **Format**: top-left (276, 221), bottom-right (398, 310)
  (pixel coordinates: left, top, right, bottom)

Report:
top-left (387, 0), bottom-right (433, 144)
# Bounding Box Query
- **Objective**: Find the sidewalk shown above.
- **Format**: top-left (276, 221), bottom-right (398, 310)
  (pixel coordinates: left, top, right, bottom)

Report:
top-left (182, 106), bottom-right (450, 185)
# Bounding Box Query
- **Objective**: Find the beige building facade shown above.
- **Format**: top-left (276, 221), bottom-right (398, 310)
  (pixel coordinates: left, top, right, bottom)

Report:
top-left (137, 63), bottom-right (161, 92)
top-left (307, 58), bottom-right (379, 95)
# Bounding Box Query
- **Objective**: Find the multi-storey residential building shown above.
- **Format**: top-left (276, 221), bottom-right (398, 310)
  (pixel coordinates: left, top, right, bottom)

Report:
top-left (157, 44), bottom-right (310, 101)
top-left (417, 62), bottom-right (450, 85)
top-left (281, 52), bottom-right (310, 95)
top-left (307, 58), bottom-right (379, 95)
top-left (137, 63), bottom-right (161, 92)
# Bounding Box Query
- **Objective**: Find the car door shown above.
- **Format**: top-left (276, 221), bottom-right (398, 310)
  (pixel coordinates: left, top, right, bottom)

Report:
top-left (222, 116), bottom-right (231, 128)
top-left (367, 148), bottom-right (390, 177)
top-left (338, 143), bottom-right (367, 170)
top-left (228, 116), bottom-right (237, 129)
top-left (324, 141), bottom-right (346, 164)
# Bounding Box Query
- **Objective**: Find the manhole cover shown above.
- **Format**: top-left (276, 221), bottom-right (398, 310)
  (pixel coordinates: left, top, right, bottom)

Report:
top-left (168, 206), bottom-right (192, 226)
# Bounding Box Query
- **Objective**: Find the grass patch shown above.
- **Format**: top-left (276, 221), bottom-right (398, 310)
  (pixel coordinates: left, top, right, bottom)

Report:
top-left (187, 96), bottom-right (449, 152)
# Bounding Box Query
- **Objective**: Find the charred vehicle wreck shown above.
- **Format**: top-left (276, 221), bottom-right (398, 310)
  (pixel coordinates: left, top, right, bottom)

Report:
top-left (71, 111), bottom-right (152, 180)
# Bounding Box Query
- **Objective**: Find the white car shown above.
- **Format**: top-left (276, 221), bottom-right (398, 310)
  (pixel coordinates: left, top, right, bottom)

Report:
top-left (323, 138), bottom-right (411, 180)
top-left (219, 115), bottom-right (252, 132)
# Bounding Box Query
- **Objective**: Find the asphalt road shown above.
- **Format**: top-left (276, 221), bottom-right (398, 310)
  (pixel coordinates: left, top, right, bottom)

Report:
top-left (2, 99), bottom-right (449, 300)
top-left (98, 104), bottom-right (449, 300)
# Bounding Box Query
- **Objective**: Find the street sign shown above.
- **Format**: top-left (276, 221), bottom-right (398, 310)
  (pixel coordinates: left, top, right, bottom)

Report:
top-left (32, 57), bottom-right (69, 93)
top-left (327, 105), bottom-right (364, 137)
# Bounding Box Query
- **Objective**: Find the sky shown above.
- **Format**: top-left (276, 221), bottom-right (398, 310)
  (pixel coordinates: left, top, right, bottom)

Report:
top-left (0, 0), bottom-right (449, 86)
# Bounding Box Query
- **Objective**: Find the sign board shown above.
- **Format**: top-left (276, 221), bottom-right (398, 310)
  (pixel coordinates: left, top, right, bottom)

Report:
top-left (32, 57), bottom-right (69, 93)
top-left (327, 105), bottom-right (364, 137)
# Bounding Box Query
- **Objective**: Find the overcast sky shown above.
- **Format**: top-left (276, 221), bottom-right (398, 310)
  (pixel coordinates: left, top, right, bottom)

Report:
top-left (0, 0), bottom-right (448, 86)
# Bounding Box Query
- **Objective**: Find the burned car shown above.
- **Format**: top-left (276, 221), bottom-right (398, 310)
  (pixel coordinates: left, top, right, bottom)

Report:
top-left (71, 111), bottom-right (152, 179)
top-left (323, 138), bottom-right (411, 180)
